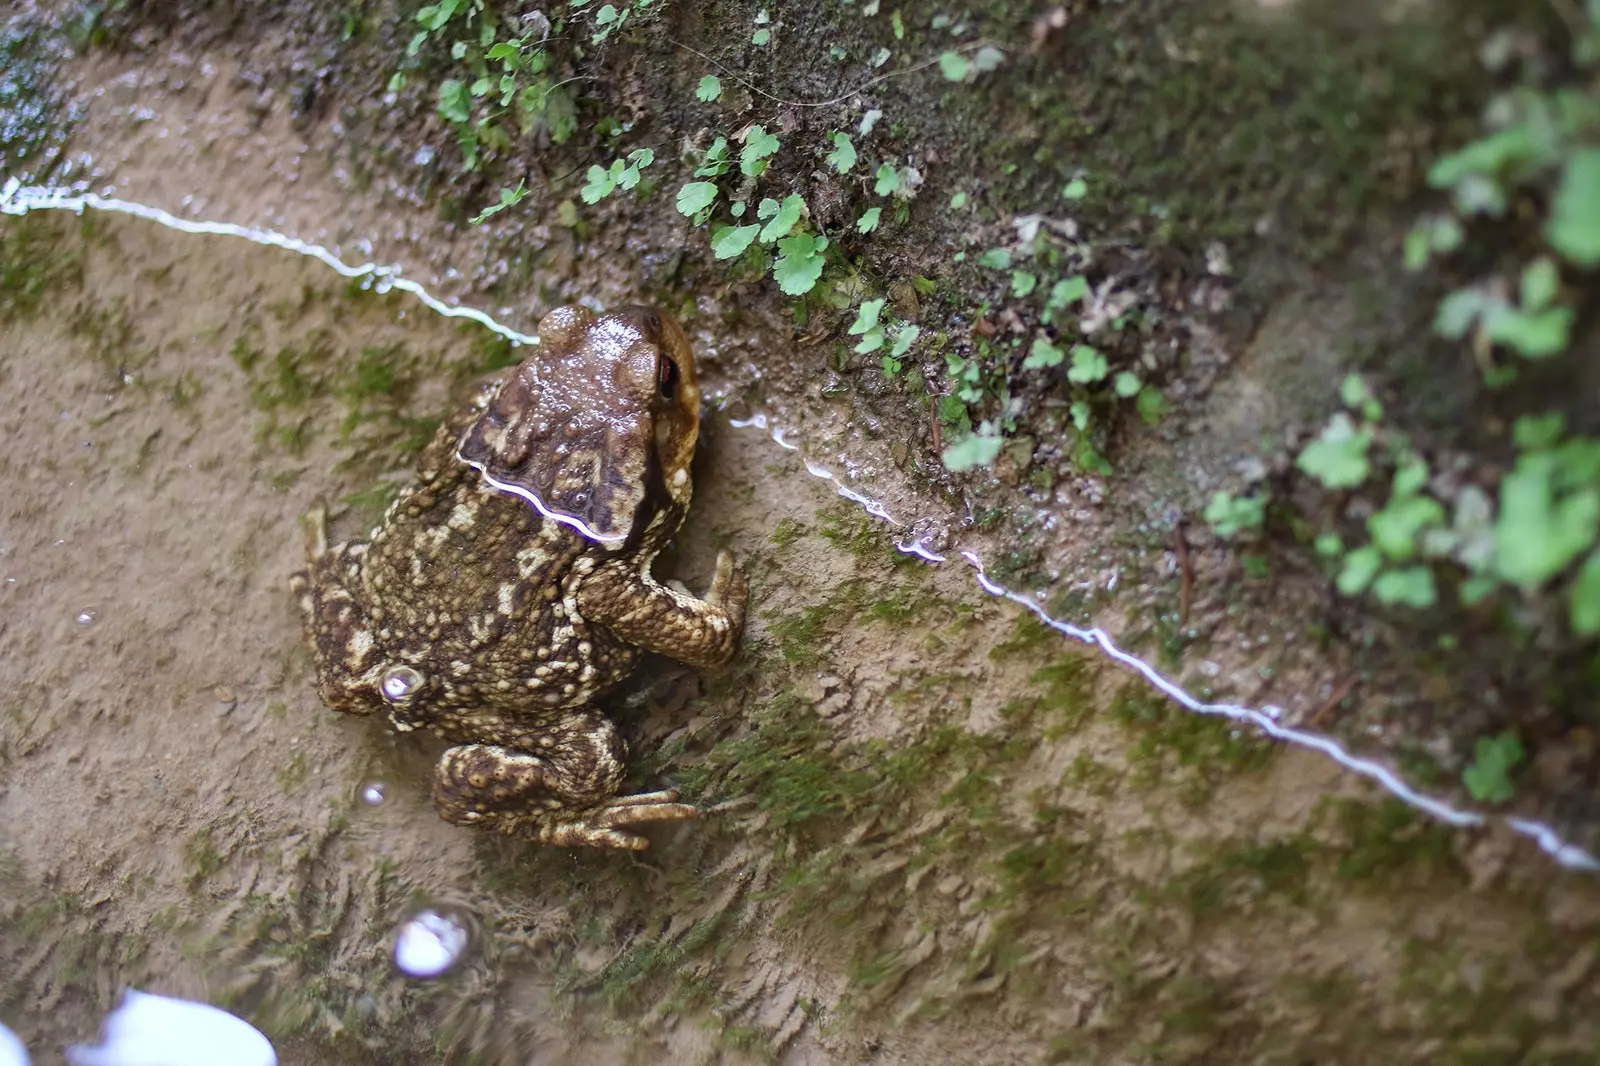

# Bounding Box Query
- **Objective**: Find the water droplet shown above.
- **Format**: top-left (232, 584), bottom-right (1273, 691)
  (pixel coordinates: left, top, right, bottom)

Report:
top-left (357, 781), bottom-right (387, 807)
top-left (74, 609), bottom-right (97, 626)
top-left (393, 905), bottom-right (474, 979)
top-left (379, 665), bottom-right (423, 703)
top-left (65, 989), bottom-right (275, 1066)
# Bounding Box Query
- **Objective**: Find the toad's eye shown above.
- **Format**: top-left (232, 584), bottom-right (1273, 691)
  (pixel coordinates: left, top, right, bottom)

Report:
top-left (658, 355), bottom-right (679, 400)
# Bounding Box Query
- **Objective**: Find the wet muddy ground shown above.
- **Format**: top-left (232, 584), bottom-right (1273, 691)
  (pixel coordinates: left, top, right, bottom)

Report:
top-left (3, 3), bottom-right (1600, 1065)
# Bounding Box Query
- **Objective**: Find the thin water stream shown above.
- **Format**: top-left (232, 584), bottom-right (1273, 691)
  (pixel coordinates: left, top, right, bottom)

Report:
top-left (5, 175), bottom-right (1591, 875)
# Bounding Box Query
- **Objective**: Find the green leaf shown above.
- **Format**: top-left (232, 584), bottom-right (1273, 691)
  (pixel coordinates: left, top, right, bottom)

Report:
top-left (848, 298), bottom-right (886, 336)
top-left (675, 181), bottom-right (718, 216)
top-left (825, 131), bottom-right (857, 174)
top-left (694, 137), bottom-right (732, 177)
top-left (972, 45), bottom-right (1004, 72)
top-left (1047, 275), bottom-right (1090, 311)
top-left (1315, 532), bottom-right (1344, 557)
top-left (949, 191), bottom-right (969, 209)
top-left (1547, 148), bottom-right (1600, 266)
top-left (469, 180), bottom-right (529, 225)
top-left (1066, 345), bottom-right (1108, 384)
top-left (1113, 371), bottom-right (1141, 398)
top-left (1462, 731), bottom-right (1524, 805)
top-left (1011, 271), bottom-right (1038, 298)
top-left (854, 327), bottom-right (885, 354)
top-left (1513, 412), bottom-right (1566, 451)
top-left (1022, 336), bottom-right (1063, 369)
top-left (888, 324), bottom-right (920, 358)
top-left (1483, 303), bottom-right (1573, 359)
top-left (579, 164), bottom-right (615, 204)
top-left (1336, 546), bottom-right (1384, 596)
top-left (758, 193), bottom-right (805, 243)
top-left (710, 224), bottom-right (759, 259)
top-left (1427, 126), bottom-right (1541, 189)
top-left (1373, 566), bottom-right (1437, 608)
top-left (1069, 400), bottom-right (1090, 430)
top-left (1571, 550), bottom-right (1600, 635)
top-left (1297, 413), bottom-right (1372, 489)
top-left (977, 248), bottom-right (1012, 270)
top-left (1392, 454), bottom-right (1429, 497)
top-left (1433, 289), bottom-right (1485, 339)
top-left (772, 232), bottom-right (827, 295)
top-left (855, 206), bottom-right (882, 233)
top-left (740, 126), bottom-right (780, 176)
top-left (874, 163), bottom-right (902, 196)
top-left (942, 432), bottom-right (1004, 472)
top-left (1520, 257), bottom-right (1560, 311)
top-left (437, 79), bottom-right (472, 123)
top-left (1403, 226), bottom-right (1431, 271)
top-left (1204, 491), bottom-right (1266, 539)
top-left (1494, 454), bottom-right (1600, 590)
top-left (752, 27), bottom-right (771, 45)
top-left (1061, 177), bottom-right (1088, 200)
top-left (938, 51), bottom-right (972, 81)
top-left (696, 75), bottom-right (722, 102)
top-left (1135, 386), bottom-right (1169, 425)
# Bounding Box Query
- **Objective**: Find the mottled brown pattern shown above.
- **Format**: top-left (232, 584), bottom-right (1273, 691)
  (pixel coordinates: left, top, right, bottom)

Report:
top-left (291, 306), bottom-right (747, 850)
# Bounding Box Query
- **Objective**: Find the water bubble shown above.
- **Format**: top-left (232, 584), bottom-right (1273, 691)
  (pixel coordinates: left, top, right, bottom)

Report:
top-left (74, 609), bottom-right (97, 626)
top-left (379, 665), bottom-right (423, 703)
top-left (393, 905), bottom-right (474, 979)
top-left (357, 780), bottom-right (387, 807)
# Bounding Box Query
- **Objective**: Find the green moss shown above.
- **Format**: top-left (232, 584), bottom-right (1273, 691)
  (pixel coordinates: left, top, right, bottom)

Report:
top-left (1109, 683), bottom-right (1275, 804)
top-left (0, 214), bottom-right (85, 322)
top-left (769, 515), bottom-right (806, 548)
top-left (1331, 797), bottom-right (1466, 885)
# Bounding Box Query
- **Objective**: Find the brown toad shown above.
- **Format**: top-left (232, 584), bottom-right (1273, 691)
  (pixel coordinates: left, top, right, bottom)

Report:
top-left (291, 305), bottom-right (747, 850)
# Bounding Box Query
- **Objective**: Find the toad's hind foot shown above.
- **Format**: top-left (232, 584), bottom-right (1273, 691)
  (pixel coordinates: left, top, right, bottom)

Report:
top-left (529, 791), bottom-right (700, 851)
top-left (433, 742), bottom-right (696, 850)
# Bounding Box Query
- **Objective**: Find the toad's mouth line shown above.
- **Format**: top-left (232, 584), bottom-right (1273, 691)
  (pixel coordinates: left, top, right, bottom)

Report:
top-left (5, 177), bottom-right (1594, 873)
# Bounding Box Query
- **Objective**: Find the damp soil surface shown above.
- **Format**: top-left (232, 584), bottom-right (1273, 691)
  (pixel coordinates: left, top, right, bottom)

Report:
top-left (2, 1), bottom-right (1600, 1064)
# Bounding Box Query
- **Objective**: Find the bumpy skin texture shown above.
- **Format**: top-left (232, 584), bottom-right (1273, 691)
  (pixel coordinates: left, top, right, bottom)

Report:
top-left (290, 306), bottom-right (747, 850)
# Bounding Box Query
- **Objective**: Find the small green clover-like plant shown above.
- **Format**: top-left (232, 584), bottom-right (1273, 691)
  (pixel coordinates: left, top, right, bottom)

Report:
top-left (695, 137), bottom-right (733, 177)
top-left (675, 180), bottom-right (719, 219)
top-left (757, 194), bottom-right (804, 243)
top-left (469, 180), bottom-right (528, 224)
top-left (977, 248), bottom-right (1012, 270)
top-left (937, 45), bottom-right (1003, 82)
top-left (1046, 275), bottom-right (1090, 318)
top-left (1462, 730), bottom-right (1525, 805)
top-left (1065, 344), bottom-right (1108, 384)
top-left (740, 125), bottom-right (780, 177)
top-left (1011, 271), bottom-right (1038, 298)
top-left (942, 429), bottom-right (1005, 472)
top-left (772, 232), bottom-right (827, 295)
top-left (580, 148), bottom-right (654, 204)
top-left (848, 297), bottom-right (887, 353)
top-left (874, 163), bottom-right (903, 196)
top-left (856, 206), bottom-right (881, 234)
top-left (1022, 336), bottom-right (1061, 370)
top-left (1297, 412), bottom-right (1373, 489)
top-left (1204, 491), bottom-right (1267, 540)
top-left (825, 131), bottom-right (857, 174)
top-left (696, 75), bottom-right (722, 102)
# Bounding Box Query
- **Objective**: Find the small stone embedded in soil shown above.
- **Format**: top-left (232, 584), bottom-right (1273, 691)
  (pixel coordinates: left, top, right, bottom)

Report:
top-left (393, 906), bottom-right (474, 979)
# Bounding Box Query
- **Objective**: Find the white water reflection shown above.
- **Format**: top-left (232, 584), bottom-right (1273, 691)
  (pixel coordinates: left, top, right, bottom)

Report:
top-left (64, 990), bottom-right (276, 1066)
top-left (3, 178), bottom-right (1594, 872)
top-left (393, 905), bottom-right (474, 979)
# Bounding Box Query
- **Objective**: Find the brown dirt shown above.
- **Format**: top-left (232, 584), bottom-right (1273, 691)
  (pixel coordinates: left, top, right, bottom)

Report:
top-left (2, 4), bottom-right (1599, 1066)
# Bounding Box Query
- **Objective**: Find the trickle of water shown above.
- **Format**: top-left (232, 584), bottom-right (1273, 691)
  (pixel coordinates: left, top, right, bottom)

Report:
top-left (379, 665), bottom-right (423, 702)
top-left (393, 905), bottom-right (474, 979)
top-left (74, 609), bottom-right (97, 626)
top-left (357, 780), bottom-right (387, 807)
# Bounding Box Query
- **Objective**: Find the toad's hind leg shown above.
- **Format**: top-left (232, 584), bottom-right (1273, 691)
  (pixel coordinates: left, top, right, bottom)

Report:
top-left (431, 715), bottom-right (697, 850)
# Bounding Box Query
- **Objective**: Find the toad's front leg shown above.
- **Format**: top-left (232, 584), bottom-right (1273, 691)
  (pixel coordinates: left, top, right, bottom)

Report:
top-left (430, 711), bottom-right (697, 850)
top-left (577, 550), bottom-right (749, 669)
